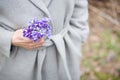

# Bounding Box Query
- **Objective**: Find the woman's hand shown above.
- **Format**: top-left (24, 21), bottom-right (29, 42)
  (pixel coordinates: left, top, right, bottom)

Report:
top-left (11, 29), bottom-right (44, 50)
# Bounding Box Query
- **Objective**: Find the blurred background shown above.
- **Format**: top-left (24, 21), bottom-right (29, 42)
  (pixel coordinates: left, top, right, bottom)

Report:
top-left (81, 0), bottom-right (120, 80)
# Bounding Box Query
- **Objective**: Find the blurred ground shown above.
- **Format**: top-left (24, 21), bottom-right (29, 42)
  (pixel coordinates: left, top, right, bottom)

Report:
top-left (81, 0), bottom-right (120, 80)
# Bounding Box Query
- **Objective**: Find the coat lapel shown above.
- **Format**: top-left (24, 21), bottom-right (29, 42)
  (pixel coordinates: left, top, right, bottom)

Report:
top-left (29, 0), bottom-right (55, 34)
top-left (43, 0), bottom-right (52, 7)
top-left (29, 0), bottom-right (51, 18)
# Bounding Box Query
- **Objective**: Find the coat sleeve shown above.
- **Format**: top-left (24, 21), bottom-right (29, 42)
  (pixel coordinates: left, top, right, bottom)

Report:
top-left (51, 0), bottom-right (89, 57)
top-left (0, 25), bottom-right (14, 58)
top-left (69, 0), bottom-right (89, 43)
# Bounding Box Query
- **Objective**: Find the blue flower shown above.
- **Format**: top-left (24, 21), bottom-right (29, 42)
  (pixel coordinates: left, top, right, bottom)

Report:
top-left (23, 18), bottom-right (52, 42)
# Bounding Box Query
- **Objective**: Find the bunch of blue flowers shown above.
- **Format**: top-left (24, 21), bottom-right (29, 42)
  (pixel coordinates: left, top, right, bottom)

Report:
top-left (23, 18), bottom-right (52, 42)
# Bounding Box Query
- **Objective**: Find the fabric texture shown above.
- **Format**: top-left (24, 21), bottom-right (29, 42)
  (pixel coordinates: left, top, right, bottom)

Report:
top-left (0, 0), bottom-right (89, 80)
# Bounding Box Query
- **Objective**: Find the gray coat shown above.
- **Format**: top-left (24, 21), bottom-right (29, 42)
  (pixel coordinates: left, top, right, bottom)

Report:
top-left (0, 0), bottom-right (89, 80)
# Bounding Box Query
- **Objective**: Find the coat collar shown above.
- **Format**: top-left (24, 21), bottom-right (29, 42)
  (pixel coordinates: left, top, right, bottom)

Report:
top-left (29, 0), bottom-right (51, 18)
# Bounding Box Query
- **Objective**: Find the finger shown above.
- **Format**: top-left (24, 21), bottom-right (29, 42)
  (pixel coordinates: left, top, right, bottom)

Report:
top-left (21, 44), bottom-right (35, 50)
top-left (37, 38), bottom-right (44, 44)
top-left (19, 35), bottom-right (34, 43)
top-left (17, 29), bottom-right (32, 42)
top-left (15, 39), bottom-right (33, 43)
top-left (22, 38), bottom-right (33, 43)
top-left (39, 38), bottom-right (44, 42)
top-left (15, 29), bottom-right (32, 43)
top-left (22, 42), bottom-right (42, 50)
top-left (33, 44), bottom-right (41, 48)
top-left (28, 42), bottom-right (43, 48)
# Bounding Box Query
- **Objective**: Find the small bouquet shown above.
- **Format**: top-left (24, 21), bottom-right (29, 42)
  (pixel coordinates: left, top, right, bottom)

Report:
top-left (23, 18), bottom-right (52, 42)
